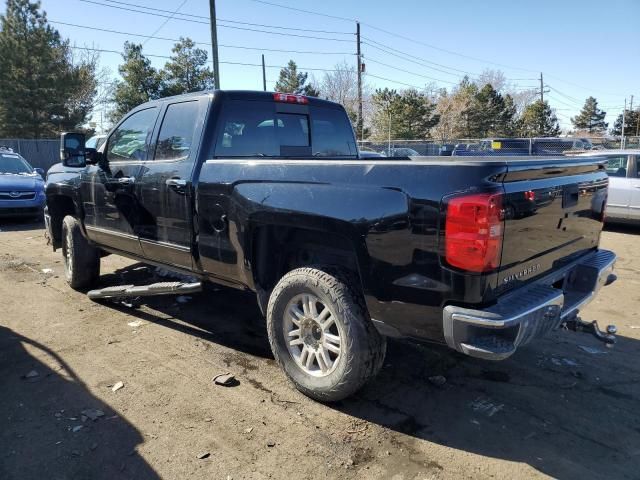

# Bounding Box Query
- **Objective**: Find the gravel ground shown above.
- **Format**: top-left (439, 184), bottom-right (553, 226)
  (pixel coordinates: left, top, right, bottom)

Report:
top-left (1, 220), bottom-right (639, 480)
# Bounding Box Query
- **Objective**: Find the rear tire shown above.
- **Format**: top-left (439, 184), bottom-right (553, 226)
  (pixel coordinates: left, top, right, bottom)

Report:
top-left (267, 266), bottom-right (386, 402)
top-left (62, 215), bottom-right (100, 290)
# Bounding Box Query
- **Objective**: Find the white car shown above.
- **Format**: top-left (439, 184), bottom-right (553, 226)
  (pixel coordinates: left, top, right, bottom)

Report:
top-left (581, 150), bottom-right (640, 223)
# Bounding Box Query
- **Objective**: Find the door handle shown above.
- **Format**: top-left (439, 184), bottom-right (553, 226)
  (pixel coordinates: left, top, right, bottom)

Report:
top-left (116, 177), bottom-right (135, 185)
top-left (105, 176), bottom-right (135, 191)
top-left (166, 177), bottom-right (187, 194)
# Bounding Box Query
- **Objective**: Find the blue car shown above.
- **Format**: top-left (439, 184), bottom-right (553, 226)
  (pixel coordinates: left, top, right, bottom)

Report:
top-left (0, 147), bottom-right (46, 219)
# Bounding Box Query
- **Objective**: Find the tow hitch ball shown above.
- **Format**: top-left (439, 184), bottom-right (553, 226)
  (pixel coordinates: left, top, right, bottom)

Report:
top-left (563, 317), bottom-right (617, 347)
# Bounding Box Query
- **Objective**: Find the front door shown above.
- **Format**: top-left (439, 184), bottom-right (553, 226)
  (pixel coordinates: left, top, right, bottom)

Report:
top-left (135, 99), bottom-right (206, 269)
top-left (605, 154), bottom-right (632, 220)
top-left (83, 106), bottom-right (159, 255)
top-left (629, 155), bottom-right (640, 221)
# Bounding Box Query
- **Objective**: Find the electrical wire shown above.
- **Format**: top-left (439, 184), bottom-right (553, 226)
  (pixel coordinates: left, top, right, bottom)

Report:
top-left (142, 0), bottom-right (188, 46)
top-left (81, 0), bottom-right (353, 35)
top-left (53, 21), bottom-right (354, 55)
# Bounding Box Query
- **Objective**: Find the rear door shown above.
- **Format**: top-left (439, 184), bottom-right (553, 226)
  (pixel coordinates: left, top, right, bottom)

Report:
top-left (135, 97), bottom-right (208, 269)
top-left (83, 106), bottom-right (159, 255)
top-left (604, 154), bottom-right (632, 220)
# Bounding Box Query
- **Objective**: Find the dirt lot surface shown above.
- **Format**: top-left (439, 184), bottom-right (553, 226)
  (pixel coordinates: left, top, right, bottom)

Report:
top-left (1, 220), bottom-right (639, 480)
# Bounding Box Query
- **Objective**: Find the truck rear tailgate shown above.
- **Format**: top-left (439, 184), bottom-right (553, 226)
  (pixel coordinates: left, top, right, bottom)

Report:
top-left (497, 158), bottom-right (608, 293)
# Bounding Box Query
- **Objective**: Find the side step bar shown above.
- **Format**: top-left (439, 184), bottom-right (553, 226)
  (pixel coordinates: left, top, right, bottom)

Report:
top-left (88, 282), bottom-right (202, 300)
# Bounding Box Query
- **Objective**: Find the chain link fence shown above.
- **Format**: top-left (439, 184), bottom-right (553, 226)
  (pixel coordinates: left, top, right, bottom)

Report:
top-left (0, 139), bottom-right (59, 170)
top-left (358, 137), bottom-right (640, 157)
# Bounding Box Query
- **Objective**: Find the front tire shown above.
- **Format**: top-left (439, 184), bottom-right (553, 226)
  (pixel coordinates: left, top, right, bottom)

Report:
top-left (267, 266), bottom-right (386, 402)
top-left (62, 215), bottom-right (100, 290)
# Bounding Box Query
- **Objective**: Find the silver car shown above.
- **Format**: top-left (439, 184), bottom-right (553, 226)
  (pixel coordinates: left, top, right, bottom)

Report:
top-left (581, 150), bottom-right (640, 223)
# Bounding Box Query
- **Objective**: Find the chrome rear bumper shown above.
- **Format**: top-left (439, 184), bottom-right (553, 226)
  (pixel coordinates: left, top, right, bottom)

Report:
top-left (443, 249), bottom-right (616, 360)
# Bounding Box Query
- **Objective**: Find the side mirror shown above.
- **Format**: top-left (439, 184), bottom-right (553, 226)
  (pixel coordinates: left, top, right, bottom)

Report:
top-left (85, 147), bottom-right (103, 165)
top-left (34, 167), bottom-right (45, 178)
top-left (60, 132), bottom-right (86, 168)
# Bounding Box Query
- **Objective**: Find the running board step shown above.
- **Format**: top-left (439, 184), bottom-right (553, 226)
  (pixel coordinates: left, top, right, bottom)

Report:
top-left (88, 281), bottom-right (202, 300)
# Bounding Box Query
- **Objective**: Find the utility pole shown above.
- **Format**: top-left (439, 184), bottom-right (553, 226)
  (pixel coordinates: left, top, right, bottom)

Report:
top-left (356, 22), bottom-right (363, 141)
top-left (539, 72), bottom-right (545, 134)
top-left (261, 54), bottom-right (267, 91)
top-left (621, 97), bottom-right (626, 150)
top-left (209, 0), bottom-right (220, 89)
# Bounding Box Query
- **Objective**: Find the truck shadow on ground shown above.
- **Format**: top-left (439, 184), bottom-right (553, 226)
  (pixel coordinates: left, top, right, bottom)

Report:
top-left (0, 325), bottom-right (159, 480)
top-left (96, 262), bottom-right (640, 480)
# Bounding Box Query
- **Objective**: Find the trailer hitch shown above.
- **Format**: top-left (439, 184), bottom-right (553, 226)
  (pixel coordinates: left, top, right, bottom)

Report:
top-left (563, 316), bottom-right (617, 347)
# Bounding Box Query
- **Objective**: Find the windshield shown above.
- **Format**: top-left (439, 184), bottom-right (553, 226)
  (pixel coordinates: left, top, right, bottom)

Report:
top-left (0, 153), bottom-right (34, 174)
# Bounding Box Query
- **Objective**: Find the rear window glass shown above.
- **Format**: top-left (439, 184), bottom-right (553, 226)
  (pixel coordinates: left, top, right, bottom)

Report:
top-left (311, 107), bottom-right (356, 157)
top-left (605, 156), bottom-right (628, 177)
top-left (214, 101), bottom-right (356, 158)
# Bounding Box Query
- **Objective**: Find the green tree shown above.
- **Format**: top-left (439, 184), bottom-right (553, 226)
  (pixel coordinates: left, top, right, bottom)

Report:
top-left (519, 100), bottom-right (561, 137)
top-left (161, 37), bottom-right (214, 97)
top-left (611, 109), bottom-right (640, 137)
top-left (371, 88), bottom-right (439, 140)
top-left (274, 60), bottom-right (319, 96)
top-left (571, 96), bottom-right (607, 133)
top-left (465, 84), bottom-right (517, 137)
top-left (110, 42), bottom-right (163, 122)
top-left (0, 0), bottom-right (97, 138)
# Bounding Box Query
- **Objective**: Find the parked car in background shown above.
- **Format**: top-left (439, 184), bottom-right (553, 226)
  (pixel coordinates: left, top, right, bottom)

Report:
top-left (453, 138), bottom-right (591, 156)
top-left (358, 149), bottom-right (383, 159)
top-left (381, 147), bottom-right (420, 157)
top-left (0, 147), bottom-right (46, 219)
top-left (579, 150), bottom-right (640, 223)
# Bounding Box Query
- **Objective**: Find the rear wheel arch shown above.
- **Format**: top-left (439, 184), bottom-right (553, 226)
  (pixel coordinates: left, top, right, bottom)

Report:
top-left (250, 223), bottom-right (368, 315)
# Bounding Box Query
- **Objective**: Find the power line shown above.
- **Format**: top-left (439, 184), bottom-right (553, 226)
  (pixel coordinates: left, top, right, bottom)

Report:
top-left (241, 0), bottom-right (356, 23)
top-left (365, 73), bottom-right (426, 91)
top-left (365, 57), bottom-right (457, 85)
top-left (80, 0), bottom-right (353, 35)
top-left (52, 21), bottom-right (354, 55)
top-left (362, 36), bottom-right (478, 77)
top-left (142, 0), bottom-right (188, 46)
top-left (69, 45), bottom-right (347, 72)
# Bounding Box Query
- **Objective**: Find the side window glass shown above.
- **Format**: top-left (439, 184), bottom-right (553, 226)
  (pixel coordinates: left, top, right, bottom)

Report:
top-left (107, 107), bottom-right (158, 161)
top-left (605, 156), bottom-right (628, 177)
top-left (154, 101), bottom-right (200, 161)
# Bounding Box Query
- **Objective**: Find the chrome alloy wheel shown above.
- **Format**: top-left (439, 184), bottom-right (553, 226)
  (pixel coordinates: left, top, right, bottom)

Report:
top-left (283, 293), bottom-right (342, 377)
top-left (64, 227), bottom-right (73, 277)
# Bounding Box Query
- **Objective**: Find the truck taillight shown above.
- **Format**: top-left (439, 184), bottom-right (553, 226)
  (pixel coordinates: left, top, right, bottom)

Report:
top-left (445, 192), bottom-right (504, 272)
top-left (273, 93), bottom-right (308, 104)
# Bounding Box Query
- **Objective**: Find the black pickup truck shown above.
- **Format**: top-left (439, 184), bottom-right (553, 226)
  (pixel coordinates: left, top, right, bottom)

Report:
top-left (45, 90), bottom-right (617, 401)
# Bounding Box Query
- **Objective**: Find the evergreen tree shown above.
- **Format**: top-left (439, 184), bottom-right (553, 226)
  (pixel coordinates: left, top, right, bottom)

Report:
top-left (110, 42), bottom-right (163, 122)
top-left (371, 88), bottom-right (439, 140)
top-left (274, 60), bottom-right (319, 96)
top-left (0, 0), bottom-right (97, 138)
top-left (611, 109), bottom-right (640, 137)
top-left (161, 37), bottom-right (215, 97)
top-left (571, 96), bottom-right (607, 133)
top-left (465, 84), bottom-right (517, 137)
top-left (519, 100), bottom-right (561, 137)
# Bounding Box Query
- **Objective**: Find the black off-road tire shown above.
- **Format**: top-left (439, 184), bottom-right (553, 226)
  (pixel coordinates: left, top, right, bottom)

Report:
top-left (267, 266), bottom-right (386, 402)
top-left (62, 215), bottom-right (100, 290)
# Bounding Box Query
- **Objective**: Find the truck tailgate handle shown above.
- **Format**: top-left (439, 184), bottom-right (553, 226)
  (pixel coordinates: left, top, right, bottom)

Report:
top-left (166, 177), bottom-right (187, 194)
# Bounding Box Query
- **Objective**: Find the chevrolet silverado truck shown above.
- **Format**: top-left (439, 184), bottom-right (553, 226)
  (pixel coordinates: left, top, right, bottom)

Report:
top-left (44, 91), bottom-right (617, 401)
